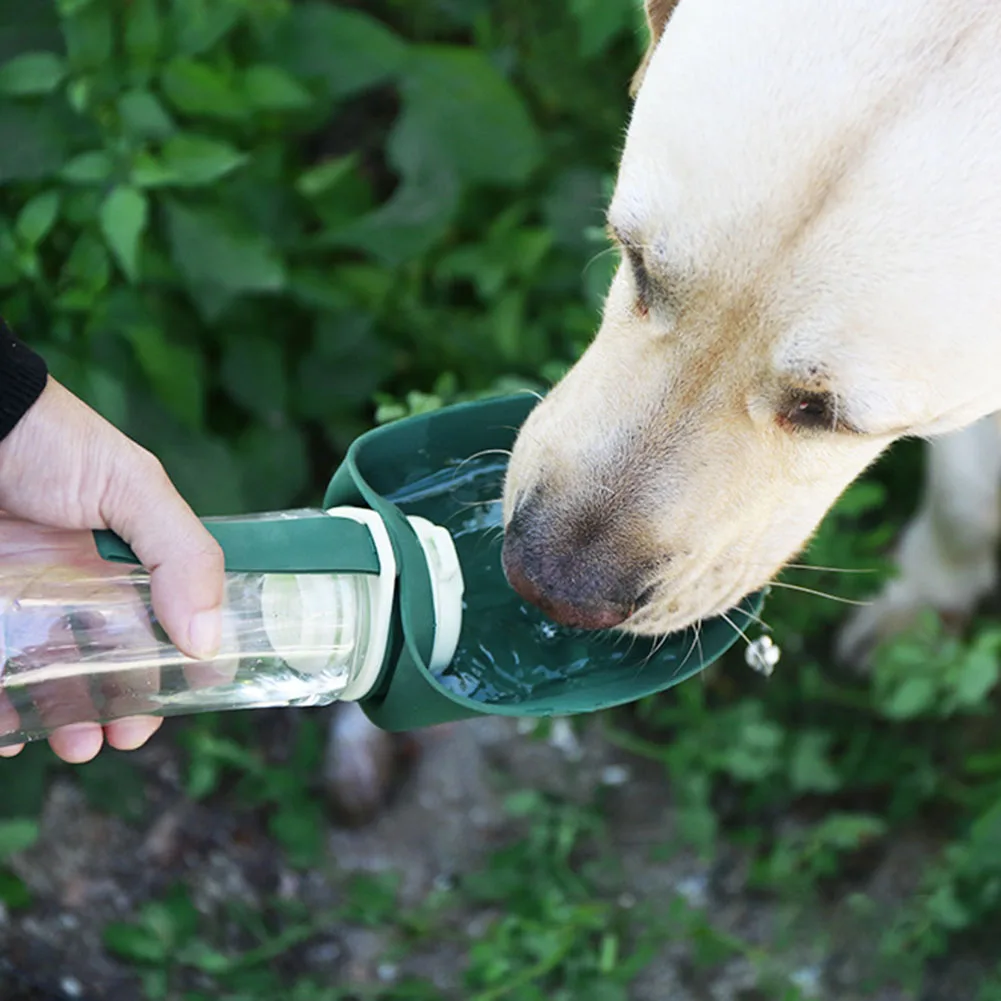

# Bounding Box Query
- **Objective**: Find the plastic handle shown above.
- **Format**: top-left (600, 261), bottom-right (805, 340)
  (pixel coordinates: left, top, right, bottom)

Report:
top-left (93, 513), bottom-right (382, 575)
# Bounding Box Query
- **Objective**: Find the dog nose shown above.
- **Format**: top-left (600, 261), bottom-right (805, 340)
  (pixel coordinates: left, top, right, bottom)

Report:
top-left (503, 546), bottom-right (632, 629)
top-left (502, 502), bottom-right (650, 631)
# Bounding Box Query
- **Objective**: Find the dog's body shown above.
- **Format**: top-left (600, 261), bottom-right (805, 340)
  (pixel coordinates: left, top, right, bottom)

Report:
top-left (327, 0), bottom-right (1001, 821)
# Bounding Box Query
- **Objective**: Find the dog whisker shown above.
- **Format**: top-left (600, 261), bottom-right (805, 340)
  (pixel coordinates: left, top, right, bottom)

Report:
top-left (449, 449), bottom-right (513, 484)
top-left (781, 563), bottom-right (877, 574)
top-left (719, 610), bottom-right (754, 651)
top-left (767, 581), bottom-right (872, 606)
top-left (581, 243), bottom-right (622, 281)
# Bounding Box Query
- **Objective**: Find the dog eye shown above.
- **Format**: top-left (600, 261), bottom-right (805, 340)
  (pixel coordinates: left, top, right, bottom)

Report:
top-left (782, 392), bottom-right (837, 432)
top-left (624, 246), bottom-right (652, 316)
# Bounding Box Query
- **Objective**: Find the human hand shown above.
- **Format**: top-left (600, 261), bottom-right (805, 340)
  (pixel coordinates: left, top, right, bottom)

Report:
top-left (0, 377), bottom-right (224, 762)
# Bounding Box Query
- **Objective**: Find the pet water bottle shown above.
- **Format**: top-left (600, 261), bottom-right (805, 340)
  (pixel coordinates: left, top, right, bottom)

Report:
top-left (0, 507), bottom-right (464, 747)
top-left (0, 393), bottom-right (764, 747)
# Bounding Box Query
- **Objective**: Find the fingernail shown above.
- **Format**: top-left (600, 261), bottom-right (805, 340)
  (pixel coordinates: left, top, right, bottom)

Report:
top-left (188, 608), bottom-right (222, 660)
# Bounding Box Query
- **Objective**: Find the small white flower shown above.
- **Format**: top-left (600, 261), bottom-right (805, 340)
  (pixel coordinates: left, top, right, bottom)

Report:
top-left (745, 634), bottom-right (781, 676)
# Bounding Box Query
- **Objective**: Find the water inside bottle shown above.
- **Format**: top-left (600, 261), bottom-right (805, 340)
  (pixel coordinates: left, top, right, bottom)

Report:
top-left (0, 551), bottom-right (368, 746)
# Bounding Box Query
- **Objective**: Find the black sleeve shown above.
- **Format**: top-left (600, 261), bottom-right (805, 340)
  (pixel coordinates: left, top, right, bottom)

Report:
top-left (0, 319), bottom-right (48, 442)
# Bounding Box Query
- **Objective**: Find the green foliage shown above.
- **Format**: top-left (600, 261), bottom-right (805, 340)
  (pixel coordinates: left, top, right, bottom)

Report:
top-left (180, 712), bottom-right (328, 868)
top-left (0, 0), bottom-right (628, 514)
top-left (872, 612), bottom-right (1001, 719)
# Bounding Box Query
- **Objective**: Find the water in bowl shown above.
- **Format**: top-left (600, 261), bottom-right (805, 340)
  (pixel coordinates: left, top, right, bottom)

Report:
top-left (388, 455), bottom-right (690, 706)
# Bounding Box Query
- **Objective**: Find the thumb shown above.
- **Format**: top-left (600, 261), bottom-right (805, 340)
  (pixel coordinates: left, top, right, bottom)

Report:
top-left (100, 447), bottom-right (225, 660)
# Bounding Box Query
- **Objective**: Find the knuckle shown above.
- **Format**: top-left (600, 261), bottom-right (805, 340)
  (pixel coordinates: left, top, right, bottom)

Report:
top-left (134, 446), bottom-right (167, 483)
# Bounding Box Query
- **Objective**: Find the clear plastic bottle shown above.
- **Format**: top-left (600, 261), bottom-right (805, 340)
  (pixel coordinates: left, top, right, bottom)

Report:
top-left (0, 508), bottom-right (463, 747)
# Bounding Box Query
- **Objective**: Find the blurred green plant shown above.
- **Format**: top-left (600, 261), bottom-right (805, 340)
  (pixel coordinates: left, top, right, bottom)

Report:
top-left (0, 0), bottom-right (638, 516)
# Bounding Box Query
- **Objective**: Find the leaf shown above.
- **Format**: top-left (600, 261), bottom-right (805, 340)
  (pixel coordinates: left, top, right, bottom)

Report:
top-left (220, 333), bottom-right (286, 417)
top-left (83, 366), bottom-right (129, 428)
top-left (789, 730), bottom-right (842, 794)
top-left (295, 312), bottom-right (390, 420)
top-left (161, 56), bottom-right (248, 120)
top-left (811, 813), bottom-right (887, 851)
top-left (0, 104), bottom-right (69, 182)
top-left (397, 46), bottom-right (541, 186)
top-left (123, 0), bottom-right (161, 70)
top-left (124, 322), bottom-right (204, 430)
top-left (951, 634), bottom-right (1001, 708)
top-left (16, 190), bottom-right (61, 247)
top-left (100, 186), bottom-right (148, 281)
top-left (61, 3), bottom-right (113, 69)
top-left (104, 922), bottom-right (168, 965)
top-left (238, 425), bottom-right (309, 511)
top-left (168, 0), bottom-right (242, 56)
top-left (157, 133), bottom-right (248, 186)
top-left (61, 232), bottom-right (110, 291)
top-left (55, 0), bottom-right (94, 13)
top-left (0, 226), bottom-right (21, 288)
top-left (184, 749), bottom-right (222, 800)
top-left (118, 89), bottom-right (176, 140)
top-left (925, 883), bottom-right (971, 932)
top-left (328, 114), bottom-right (459, 264)
top-left (165, 200), bottom-right (285, 295)
top-left (270, 797), bottom-right (326, 868)
top-left (543, 167), bottom-right (607, 252)
top-left (130, 151), bottom-right (178, 188)
top-left (295, 155), bottom-right (358, 199)
top-left (60, 149), bottom-right (113, 185)
top-left (176, 940), bottom-right (232, 975)
top-left (0, 51), bottom-right (66, 95)
top-left (0, 818), bottom-right (39, 859)
top-left (127, 394), bottom-right (244, 515)
top-left (243, 63), bottom-right (313, 112)
top-left (0, 867), bottom-right (31, 909)
top-left (881, 675), bottom-right (937, 720)
top-left (270, 2), bottom-right (407, 100)
top-left (569, 0), bottom-right (635, 58)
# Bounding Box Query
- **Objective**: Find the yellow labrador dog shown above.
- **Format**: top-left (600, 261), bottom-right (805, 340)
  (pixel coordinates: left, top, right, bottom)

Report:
top-left (327, 0), bottom-right (1001, 822)
top-left (503, 0), bottom-right (1001, 666)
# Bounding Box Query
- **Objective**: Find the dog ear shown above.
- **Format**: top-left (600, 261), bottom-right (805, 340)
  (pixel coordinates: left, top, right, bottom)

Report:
top-left (631, 0), bottom-right (681, 95)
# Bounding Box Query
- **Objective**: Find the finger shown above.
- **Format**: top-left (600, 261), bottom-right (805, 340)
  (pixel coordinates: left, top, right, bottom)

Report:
top-left (0, 622), bottom-right (21, 754)
top-left (104, 715), bottom-right (163, 751)
top-left (0, 690), bottom-right (22, 756)
top-left (48, 722), bottom-right (104, 763)
top-left (183, 603), bottom-right (240, 691)
top-left (98, 449), bottom-right (225, 660)
top-left (6, 602), bottom-right (103, 742)
top-left (79, 574), bottom-right (166, 732)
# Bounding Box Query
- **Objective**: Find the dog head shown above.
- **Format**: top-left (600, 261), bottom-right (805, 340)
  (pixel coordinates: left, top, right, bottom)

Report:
top-left (503, 0), bottom-right (1001, 634)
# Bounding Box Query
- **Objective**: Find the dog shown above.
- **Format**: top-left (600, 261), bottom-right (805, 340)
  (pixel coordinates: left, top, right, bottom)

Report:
top-left (326, 0), bottom-right (1001, 823)
top-left (502, 0), bottom-right (1001, 664)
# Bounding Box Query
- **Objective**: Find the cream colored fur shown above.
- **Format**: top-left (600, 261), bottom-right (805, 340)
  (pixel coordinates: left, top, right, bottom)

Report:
top-left (504, 0), bottom-right (1001, 652)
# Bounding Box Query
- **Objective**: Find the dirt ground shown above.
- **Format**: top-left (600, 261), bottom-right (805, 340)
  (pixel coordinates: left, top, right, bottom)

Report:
top-left (0, 710), bottom-right (986, 1001)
